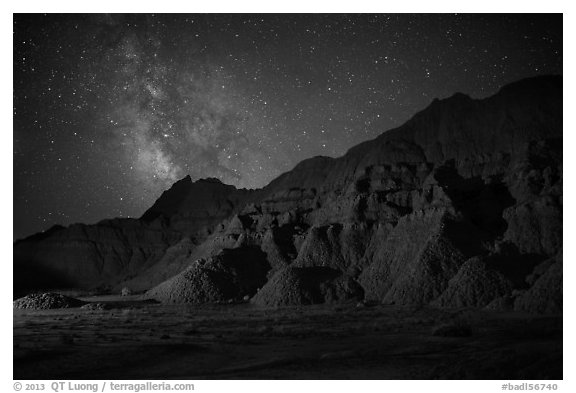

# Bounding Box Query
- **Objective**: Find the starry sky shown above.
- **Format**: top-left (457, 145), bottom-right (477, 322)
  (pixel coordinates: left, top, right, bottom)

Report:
top-left (13, 13), bottom-right (562, 240)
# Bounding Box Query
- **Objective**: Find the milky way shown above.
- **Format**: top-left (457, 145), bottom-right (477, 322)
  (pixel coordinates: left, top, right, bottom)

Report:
top-left (13, 14), bottom-right (562, 239)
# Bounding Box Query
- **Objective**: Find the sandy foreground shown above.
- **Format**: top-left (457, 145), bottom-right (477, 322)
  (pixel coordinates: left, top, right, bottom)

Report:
top-left (14, 295), bottom-right (562, 380)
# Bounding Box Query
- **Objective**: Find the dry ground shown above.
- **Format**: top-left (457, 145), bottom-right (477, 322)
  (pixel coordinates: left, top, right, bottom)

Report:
top-left (13, 295), bottom-right (562, 379)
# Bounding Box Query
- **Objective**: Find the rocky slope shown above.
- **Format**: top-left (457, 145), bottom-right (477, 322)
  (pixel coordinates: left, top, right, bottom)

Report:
top-left (14, 76), bottom-right (562, 313)
top-left (14, 178), bottom-right (255, 296)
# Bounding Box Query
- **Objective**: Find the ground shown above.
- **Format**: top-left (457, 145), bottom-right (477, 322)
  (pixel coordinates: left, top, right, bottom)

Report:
top-left (13, 295), bottom-right (562, 379)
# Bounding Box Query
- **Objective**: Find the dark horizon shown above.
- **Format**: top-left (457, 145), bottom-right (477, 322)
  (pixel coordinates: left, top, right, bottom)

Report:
top-left (13, 13), bottom-right (562, 239)
top-left (13, 73), bottom-right (562, 244)
top-left (13, 13), bottom-right (563, 381)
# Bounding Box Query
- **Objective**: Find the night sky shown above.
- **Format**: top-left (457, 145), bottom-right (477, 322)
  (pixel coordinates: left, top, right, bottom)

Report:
top-left (13, 14), bottom-right (562, 240)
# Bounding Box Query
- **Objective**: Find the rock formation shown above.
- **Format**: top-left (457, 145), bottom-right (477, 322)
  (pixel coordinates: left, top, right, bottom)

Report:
top-left (13, 293), bottom-right (86, 310)
top-left (14, 76), bottom-right (563, 313)
top-left (146, 246), bottom-right (270, 303)
top-left (251, 266), bottom-right (363, 307)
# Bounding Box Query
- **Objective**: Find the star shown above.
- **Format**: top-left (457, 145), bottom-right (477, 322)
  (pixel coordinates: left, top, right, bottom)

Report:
top-left (13, 13), bottom-right (562, 239)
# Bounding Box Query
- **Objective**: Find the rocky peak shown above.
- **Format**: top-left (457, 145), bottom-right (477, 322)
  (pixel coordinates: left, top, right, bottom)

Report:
top-left (141, 176), bottom-right (251, 225)
top-left (14, 76), bottom-right (563, 314)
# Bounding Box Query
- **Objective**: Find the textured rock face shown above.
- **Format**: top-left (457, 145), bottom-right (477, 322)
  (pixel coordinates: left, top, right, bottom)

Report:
top-left (251, 266), bottom-right (363, 307)
top-left (120, 237), bottom-right (197, 292)
top-left (502, 196), bottom-right (562, 256)
top-left (359, 209), bottom-right (486, 305)
top-left (13, 178), bottom-right (253, 296)
top-left (514, 254), bottom-right (562, 314)
top-left (13, 219), bottom-right (182, 296)
top-left (146, 246), bottom-right (270, 303)
top-left (141, 177), bottom-right (256, 235)
top-left (433, 257), bottom-right (513, 309)
top-left (13, 293), bottom-right (85, 310)
top-left (292, 222), bottom-right (372, 273)
top-left (14, 76), bottom-right (562, 313)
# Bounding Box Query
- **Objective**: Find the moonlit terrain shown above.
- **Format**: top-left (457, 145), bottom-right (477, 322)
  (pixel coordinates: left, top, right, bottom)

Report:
top-left (13, 14), bottom-right (561, 239)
